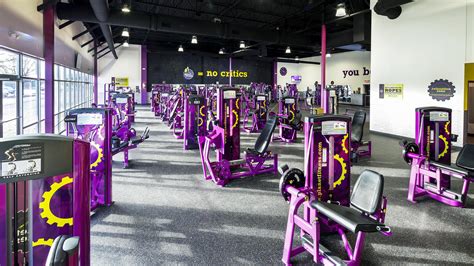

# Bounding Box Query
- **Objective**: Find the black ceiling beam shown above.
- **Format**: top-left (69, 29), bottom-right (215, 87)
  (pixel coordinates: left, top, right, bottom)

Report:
top-left (98, 43), bottom-right (123, 60)
top-left (277, 58), bottom-right (320, 65)
top-left (93, 45), bottom-right (111, 56)
top-left (56, 3), bottom-right (315, 48)
top-left (218, 0), bottom-right (243, 16)
top-left (72, 24), bottom-right (99, 40)
top-left (59, 20), bottom-right (75, 29)
top-left (81, 38), bottom-right (95, 47)
top-left (87, 31), bottom-right (121, 52)
top-left (90, 0), bottom-right (118, 59)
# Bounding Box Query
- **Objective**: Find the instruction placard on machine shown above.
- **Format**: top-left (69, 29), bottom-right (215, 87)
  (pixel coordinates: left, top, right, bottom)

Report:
top-left (429, 111), bottom-right (449, 122)
top-left (116, 97), bottom-right (128, 104)
top-left (223, 90), bottom-right (237, 99)
top-left (1, 143), bottom-right (43, 180)
top-left (77, 113), bottom-right (103, 125)
top-left (321, 121), bottom-right (347, 135)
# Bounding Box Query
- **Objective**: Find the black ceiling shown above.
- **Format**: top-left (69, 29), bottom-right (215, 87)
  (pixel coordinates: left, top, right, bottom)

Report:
top-left (57, 0), bottom-right (371, 59)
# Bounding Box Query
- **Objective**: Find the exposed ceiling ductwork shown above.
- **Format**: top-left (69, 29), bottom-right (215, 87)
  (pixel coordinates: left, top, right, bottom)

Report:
top-left (373, 0), bottom-right (414, 19)
top-left (56, 3), bottom-right (314, 48)
top-left (88, 0), bottom-right (118, 59)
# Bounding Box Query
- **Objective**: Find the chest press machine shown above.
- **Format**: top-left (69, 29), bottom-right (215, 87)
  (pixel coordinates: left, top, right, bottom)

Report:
top-left (279, 115), bottom-right (390, 265)
top-left (66, 108), bottom-right (114, 212)
top-left (198, 87), bottom-right (278, 186)
top-left (0, 135), bottom-right (90, 266)
top-left (400, 107), bottom-right (474, 207)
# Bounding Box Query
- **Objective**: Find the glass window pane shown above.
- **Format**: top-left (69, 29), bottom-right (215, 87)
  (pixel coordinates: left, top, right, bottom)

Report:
top-left (23, 124), bottom-right (38, 134)
top-left (22, 55), bottom-right (38, 78)
top-left (22, 79), bottom-right (38, 127)
top-left (0, 48), bottom-right (19, 75)
top-left (54, 64), bottom-right (59, 80)
top-left (2, 80), bottom-right (18, 137)
top-left (40, 81), bottom-right (45, 120)
top-left (65, 82), bottom-right (70, 109)
top-left (59, 82), bottom-right (65, 112)
top-left (59, 66), bottom-right (64, 80)
top-left (54, 81), bottom-right (59, 114)
top-left (40, 60), bottom-right (45, 79)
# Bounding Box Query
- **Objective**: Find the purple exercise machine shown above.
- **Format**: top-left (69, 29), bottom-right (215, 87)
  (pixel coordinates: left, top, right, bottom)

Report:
top-left (183, 93), bottom-right (207, 150)
top-left (279, 115), bottom-right (390, 265)
top-left (243, 94), bottom-right (268, 133)
top-left (401, 107), bottom-right (474, 207)
top-left (66, 108), bottom-right (113, 212)
top-left (0, 135), bottom-right (90, 265)
top-left (198, 87), bottom-right (278, 186)
top-left (274, 96), bottom-right (302, 143)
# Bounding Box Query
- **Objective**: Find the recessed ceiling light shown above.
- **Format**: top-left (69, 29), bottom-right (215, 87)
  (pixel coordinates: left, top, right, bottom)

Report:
top-left (285, 46), bottom-right (291, 54)
top-left (123, 40), bottom-right (129, 47)
top-left (219, 48), bottom-right (225, 54)
top-left (191, 35), bottom-right (198, 44)
top-left (121, 4), bottom-right (131, 13)
top-left (239, 41), bottom-right (246, 49)
top-left (178, 45), bottom-right (184, 52)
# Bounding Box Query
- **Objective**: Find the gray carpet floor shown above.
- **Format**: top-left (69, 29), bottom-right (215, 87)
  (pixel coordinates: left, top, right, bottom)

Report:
top-left (90, 105), bottom-right (474, 265)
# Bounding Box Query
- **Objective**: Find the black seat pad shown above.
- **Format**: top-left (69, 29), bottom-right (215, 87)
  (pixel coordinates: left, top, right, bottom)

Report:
top-left (112, 141), bottom-right (129, 153)
top-left (351, 111), bottom-right (366, 143)
top-left (431, 161), bottom-right (474, 177)
top-left (456, 144), bottom-right (474, 171)
top-left (247, 115), bottom-right (277, 155)
top-left (311, 201), bottom-right (384, 233)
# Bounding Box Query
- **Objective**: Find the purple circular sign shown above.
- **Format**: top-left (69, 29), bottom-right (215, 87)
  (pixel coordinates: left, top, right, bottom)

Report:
top-left (280, 67), bottom-right (287, 76)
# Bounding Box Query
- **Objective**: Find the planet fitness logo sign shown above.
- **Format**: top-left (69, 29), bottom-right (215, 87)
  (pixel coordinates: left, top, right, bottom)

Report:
top-left (183, 67), bottom-right (194, 80)
top-left (428, 79), bottom-right (456, 101)
top-left (280, 67), bottom-right (287, 76)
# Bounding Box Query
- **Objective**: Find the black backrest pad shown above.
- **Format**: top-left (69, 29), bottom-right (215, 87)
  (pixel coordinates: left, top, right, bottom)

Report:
top-left (350, 170), bottom-right (384, 215)
top-left (254, 115), bottom-right (278, 154)
top-left (351, 111), bottom-right (366, 143)
top-left (456, 144), bottom-right (474, 171)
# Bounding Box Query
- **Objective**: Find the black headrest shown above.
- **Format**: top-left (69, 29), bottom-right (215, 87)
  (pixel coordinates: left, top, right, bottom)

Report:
top-left (456, 144), bottom-right (474, 171)
top-left (254, 115), bottom-right (277, 154)
top-left (350, 170), bottom-right (384, 215)
top-left (46, 235), bottom-right (80, 266)
top-left (351, 111), bottom-right (366, 143)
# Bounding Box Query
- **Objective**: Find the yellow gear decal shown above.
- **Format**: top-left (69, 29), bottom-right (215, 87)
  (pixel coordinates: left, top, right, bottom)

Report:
top-left (262, 100), bottom-right (266, 108)
top-left (438, 135), bottom-right (449, 159)
top-left (232, 110), bottom-right (239, 129)
top-left (289, 110), bottom-right (295, 123)
top-left (333, 154), bottom-right (348, 187)
top-left (235, 98), bottom-right (240, 109)
top-left (199, 106), bottom-right (205, 117)
top-left (341, 134), bottom-right (349, 154)
top-left (90, 141), bottom-right (104, 169)
top-left (198, 118), bottom-right (204, 127)
top-left (39, 176), bottom-right (74, 227)
top-left (444, 121), bottom-right (450, 135)
top-left (291, 103), bottom-right (296, 111)
top-left (32, 238), bottom-right (54, 247)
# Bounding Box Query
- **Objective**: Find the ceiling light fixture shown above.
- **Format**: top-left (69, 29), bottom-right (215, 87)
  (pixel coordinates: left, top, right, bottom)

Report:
top-left (191, 35), bottom-right (198, 44)
top-left (335, 3), bottom-right (347, 17)
top-left (285, 46), bottom-right (291, 54)
top-left (122, 28), bottom-right (130, 37)
top-left (239, 41), bottom-right (246, 49)
top-left (326, 53), bottom-right (332, 58)
top-left (178, 45), bottom-right (184, 52)
top-left (121, 4), bottom-right (131, 13)
top-left (295, 56), bottom-right (299, 61)
top-left (219, 48), bottom-right (225, 54)
top-left (123, 40), bottom-right (129, 47)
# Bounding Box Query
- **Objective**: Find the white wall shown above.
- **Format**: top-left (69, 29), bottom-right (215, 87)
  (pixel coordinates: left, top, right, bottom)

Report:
top-left (98, 44), bottom-right (142, 104)
top-left (0, 0), bottom-right (93, 72)
top-left (306, 51), bottom-right (371, 93)
top-left (371, 0), bottom-right (468, 146)
top-left (276, 62), bottom-right (321, 92)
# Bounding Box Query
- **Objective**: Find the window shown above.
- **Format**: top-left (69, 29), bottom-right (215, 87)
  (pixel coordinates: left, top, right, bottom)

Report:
top-left (2, 80), bottom-right (18, 137)
top-left (22, 79), bottom-right (39, 133)
top-left (0, 48), bottom-right (19, 75)
top-left (22, 56), bottom-right (38, 78)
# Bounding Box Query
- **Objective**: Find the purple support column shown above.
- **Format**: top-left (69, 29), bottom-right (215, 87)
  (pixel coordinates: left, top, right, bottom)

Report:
top-left (93, 40), bottom-right (98, 104)
top-left (43, 4), bottom-right (55, 133)
top-left (321, 24), bottom-right (329, 114)
top-left (141, 45), bottom-right (148, 104)
top-left (229, 57), bottom-right (232, 86)
top-left (273, 60), bottom-right (278, 89)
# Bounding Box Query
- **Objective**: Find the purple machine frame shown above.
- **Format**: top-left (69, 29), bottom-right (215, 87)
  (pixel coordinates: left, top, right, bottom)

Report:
top-left (280, 115), bottom-right (390, 265)
top-left (402, 107), bottom-right (473, 207)
top-left (66, 108), bottom-right (113, 212)
top-left (198, 87), bottom-right (278, 186)
top-left (243, 94), bottom-right (268, 133)
top-left (183, 94), bottom-right (207, 150)
top-left (0, 135), bottom-right (90, 265)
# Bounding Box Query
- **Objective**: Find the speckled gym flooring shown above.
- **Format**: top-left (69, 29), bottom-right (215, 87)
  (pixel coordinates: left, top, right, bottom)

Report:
top-left (89, 105), bottom-right (474, 265)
